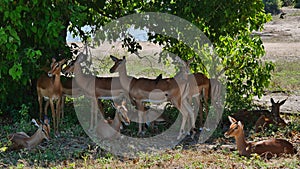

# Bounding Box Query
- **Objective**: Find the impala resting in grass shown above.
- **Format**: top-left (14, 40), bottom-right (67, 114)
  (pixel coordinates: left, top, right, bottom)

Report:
top-left (8, 117), bottom-right (50, 150)
top-left (63, 52), bottom-right (127, 132)
top-left (110, 55), bottom-right (194, 140)
top-left (224, 116), bottom-right (295, 157)
top-left (37, 58), bottom-right (65, 135)
top-left (96, 101), bottom-right (130, 139)
top-left (232, 98), bottom-right (287, 131)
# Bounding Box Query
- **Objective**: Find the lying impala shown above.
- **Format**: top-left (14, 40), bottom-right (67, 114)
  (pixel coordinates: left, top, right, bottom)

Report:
top-left (37, 58), bottom-right (65, 135)
top-left (63, 53), bottom-right (126, 132)
top-left (96, 101), bottom-right (130, 139)
top-left (110, 55), bottom-right (194, 139)
top-left (8, 117), bottom-right (50, 150)
top-left (224, 116), bottom-right (295, 157)
top-left (232, 98), bottom-right (287, 131)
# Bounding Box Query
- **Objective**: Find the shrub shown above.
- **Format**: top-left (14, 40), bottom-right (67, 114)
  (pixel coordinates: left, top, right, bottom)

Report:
top-left (282, 0), bottom-right (294, 6)
top-left (295, 2), bottom-right (300, 8)
top-left (263, 0), bottom-right (282, 14)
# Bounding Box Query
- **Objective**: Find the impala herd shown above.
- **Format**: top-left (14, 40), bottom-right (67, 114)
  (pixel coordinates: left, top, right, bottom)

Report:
top-left (7, 47), bottom-right (297, 158)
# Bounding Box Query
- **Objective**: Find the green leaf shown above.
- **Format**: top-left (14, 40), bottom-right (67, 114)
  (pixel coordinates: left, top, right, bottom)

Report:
top-left (9, 63), bottom-right (22, 80)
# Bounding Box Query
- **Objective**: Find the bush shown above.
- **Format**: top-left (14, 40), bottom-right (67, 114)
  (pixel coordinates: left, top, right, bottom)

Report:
top-left (263, 0), bottom-right (282, 14)
top-left (295, 2), bottom-right (300, 8)
top-left (282, 0), bottom-right (294, 6)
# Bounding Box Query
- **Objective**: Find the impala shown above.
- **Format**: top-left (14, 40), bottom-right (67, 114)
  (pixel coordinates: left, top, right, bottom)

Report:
top-left (232, 98), bottom-right (287, 130)
top-left (254, 114), bottom-right (287, 133)
top-left (43, 76), bottom-right (83, 120)
top-left (63, 53), bottom-right (126, 132)
top-left (224, 116), bottom-right (295, 157)
top-left (37, 58), bottom-right (65, 135)
top-left (8, 117), bottom-right (50, 150)
top-left (95, 101), bottom-right (130, 139)
top-left (110, 55), bottom-right (194, 140)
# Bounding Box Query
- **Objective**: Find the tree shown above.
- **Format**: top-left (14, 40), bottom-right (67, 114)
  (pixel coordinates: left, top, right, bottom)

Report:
top-left (0, 0), bottom-right (272, 117)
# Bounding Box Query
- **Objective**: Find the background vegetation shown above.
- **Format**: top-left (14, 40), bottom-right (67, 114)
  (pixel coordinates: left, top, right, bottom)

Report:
top-left (1, 0), bottom-right (273, 116)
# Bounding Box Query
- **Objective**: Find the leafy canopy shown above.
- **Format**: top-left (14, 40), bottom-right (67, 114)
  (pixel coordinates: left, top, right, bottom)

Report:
top-left (0, 0), bottom-right (272, 116)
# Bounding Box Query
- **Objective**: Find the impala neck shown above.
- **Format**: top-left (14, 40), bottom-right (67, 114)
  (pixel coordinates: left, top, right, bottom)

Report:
top-left (74, 62), bottom-right (89, 90)
top-left (111, 113), bottom-right (121, 131)
top-left (26, 128), bottom-right (46, 148)
top-left (234, 130), bottom-right (249, 156)
top-left (118, 62), bottom-right (132, 92)
top-left (53, 73), bottom-right (61, 92)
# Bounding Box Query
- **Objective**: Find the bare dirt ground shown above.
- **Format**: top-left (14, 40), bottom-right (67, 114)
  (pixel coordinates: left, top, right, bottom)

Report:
top-left (253, 7), bottom-right (300, 114)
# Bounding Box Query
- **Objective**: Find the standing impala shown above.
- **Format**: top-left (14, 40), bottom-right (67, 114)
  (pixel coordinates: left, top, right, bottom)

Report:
top-left (8, 117), bottom-right (51, 150)
top-left (110, 55), bottom-right (194, 140)
top-left (37, 58), bottom-right (65, 135)
top-left (43, 76), bottom-right (83, 120)
top-left (224, 116), bottom-right (295, 157)
top-left (63, 53), bottom-right (127, 132)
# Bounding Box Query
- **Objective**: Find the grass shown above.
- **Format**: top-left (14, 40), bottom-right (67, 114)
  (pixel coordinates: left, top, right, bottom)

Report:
top-left (268, 60), bottom-right (300, 92)
top-left (0, 103), bottom-right (299, 168)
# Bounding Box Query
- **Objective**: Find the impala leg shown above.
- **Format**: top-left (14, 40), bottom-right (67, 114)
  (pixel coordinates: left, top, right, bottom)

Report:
top-left (88, 98), bottom-right (95, 132)
top-left (61, 95), bottom-right (65, 119)
top-left (44, 100), bottom-right (49, 117)
top-left (38, 94), bottom-right (43, 120)
top-left (176, 98), bottom-right (196, 140)
top-left (193, 95), bottom-right (203, 128)
top-left (177, 107), bottom-right (188, 140)
top-left (136, 101), bottom-right (145, 135)
top-left (89, 98), bottom-right (98, 132)
top-left (49, 99), bottom-right (56, 136)
top-left (55, 98), bottom-right (61, 135)
top-left (203, 88), bottom-right (209, 119)
top-left (184, 100), bottom-right (195, 129)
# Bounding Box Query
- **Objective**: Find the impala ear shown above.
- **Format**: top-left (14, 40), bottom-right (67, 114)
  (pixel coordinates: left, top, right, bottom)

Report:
top-left (228, 116), bottom-right (236, 124)
top-left (110, 55), bottom-right (118, 62)
top-left (121, 99), bottom-right (126, 106)
top-left (238, 121), bottom-right (243, 128)
top-left (279, 98), bottom-right (287, 105)
top-left (60, 59), bottom-right (66, 65)
top-left (271, 98), bottom-right (275, 104)
top-left (31, 119), bottom-right (40, 127)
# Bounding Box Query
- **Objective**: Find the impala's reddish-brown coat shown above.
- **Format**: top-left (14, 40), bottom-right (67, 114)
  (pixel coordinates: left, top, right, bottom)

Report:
top-left (224, 116), bottom-right (295, 157)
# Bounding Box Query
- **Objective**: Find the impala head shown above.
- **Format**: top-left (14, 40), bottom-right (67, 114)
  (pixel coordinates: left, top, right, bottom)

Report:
top-left (270, 98), bottom-right (286, 117)
top-left (224, 116), bottom-right (243, 138)
top-left (109, 55), bottom-right (126, 73)
top-left (75, 52), bottom-right (88, 64)
top-left (113, 100), bottom-right (130, 125)
top-left (32, 116), bottom-right (51, 141)
top-left (62, 60), bottom-right (75, 76)
top-left (48, 58), bottom-right (66, 77)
